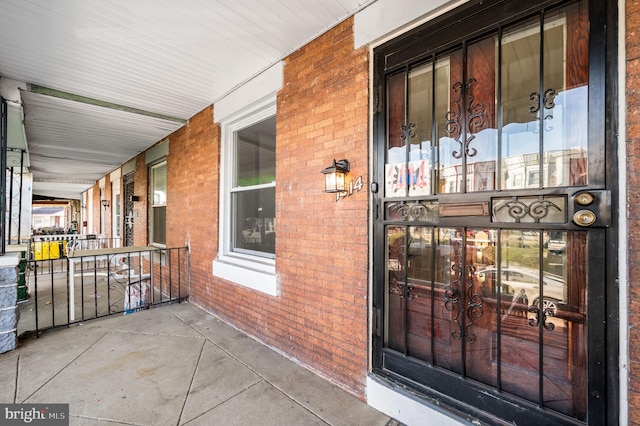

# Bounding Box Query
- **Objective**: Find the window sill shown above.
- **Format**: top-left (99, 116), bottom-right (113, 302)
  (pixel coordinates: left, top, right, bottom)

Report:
top-left (212, 256), bottom-right (278, 296)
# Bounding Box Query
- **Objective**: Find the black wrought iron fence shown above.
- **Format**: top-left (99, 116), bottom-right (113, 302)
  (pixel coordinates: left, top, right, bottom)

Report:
top-left (18, 246), bottom-right (189, 336)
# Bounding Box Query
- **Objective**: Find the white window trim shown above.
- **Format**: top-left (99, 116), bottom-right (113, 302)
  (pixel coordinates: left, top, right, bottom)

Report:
top-left (213, 96), bottom-right (278, 296)
top-left (149, 160), bottom-right (167, 248)
top-left (111, 170), bottom-right (121, 245)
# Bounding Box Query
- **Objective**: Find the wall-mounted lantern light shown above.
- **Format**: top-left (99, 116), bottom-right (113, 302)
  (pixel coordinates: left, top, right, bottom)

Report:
top-left (101, 199), bottom-right (110, 209)
top-left (321, 159), bottom-right (350, 193)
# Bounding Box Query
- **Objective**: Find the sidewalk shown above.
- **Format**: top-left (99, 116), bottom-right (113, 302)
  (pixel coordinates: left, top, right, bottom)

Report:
top-left (1, 302), bottom-right (397, 425)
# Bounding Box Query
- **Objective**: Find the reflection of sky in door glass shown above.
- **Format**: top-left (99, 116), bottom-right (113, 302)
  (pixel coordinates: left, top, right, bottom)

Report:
top-left (387, 86), bottom-right (588, 194)
top-left (388, 143), bottom-right (432, 164)
top-left (431, 85), bottom-right (588, 163)
top-left (502, 86), bottom-right (588, 156)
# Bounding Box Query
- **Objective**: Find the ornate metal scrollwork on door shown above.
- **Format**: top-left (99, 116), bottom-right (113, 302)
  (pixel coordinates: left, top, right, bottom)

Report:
top-left (446, 78), bottom-right (485, 159)
top-left (389, 282), bottom-right (416, 300)
top-left (463, 265), bottom-right (484, 343)
top-left (530, 88), bottom-right (557, 132)
top-left (444, 261), bottom-right (464, 339)
top-left (528, 303), bottom-right (555, 331)
top-left (444, 247), bottom-right (484, 343)
top-left (390, 202), bottom-right (430, 221)
top-left (492, 196), bottom-right (565, 223)
top-left (400, 122), bottom-right (416, 142)
top-left (387, 201), bottom-right (439, 222)
top-left (123, 179), bottom-right (135, 246)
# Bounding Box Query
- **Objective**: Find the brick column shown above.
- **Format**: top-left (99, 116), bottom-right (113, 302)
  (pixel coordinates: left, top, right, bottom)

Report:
top-left (628, 0), bottom-right (640, 422)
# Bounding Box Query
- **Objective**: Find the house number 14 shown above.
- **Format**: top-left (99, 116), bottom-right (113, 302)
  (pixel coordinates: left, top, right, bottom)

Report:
top-left (336, 176), bottom-right (364, 201)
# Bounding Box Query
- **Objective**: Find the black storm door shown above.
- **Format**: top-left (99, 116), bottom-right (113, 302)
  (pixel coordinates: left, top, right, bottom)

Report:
top-left (123, 173), bottom-right (135, 247)
top-left (372, 1), bottom-right (616, 424)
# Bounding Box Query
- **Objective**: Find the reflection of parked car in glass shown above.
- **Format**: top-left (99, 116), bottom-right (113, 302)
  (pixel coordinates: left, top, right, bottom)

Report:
top-left (476, 266), bottom-right (565, 314)
top-left (547, 239), bottom-right (566, 253)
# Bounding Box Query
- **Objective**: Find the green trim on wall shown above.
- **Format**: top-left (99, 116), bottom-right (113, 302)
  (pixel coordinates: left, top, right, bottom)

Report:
top-left (29, 84), bottom-right (187, 124)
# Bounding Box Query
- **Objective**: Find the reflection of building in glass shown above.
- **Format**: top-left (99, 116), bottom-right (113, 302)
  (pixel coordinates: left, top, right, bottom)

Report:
top-left (384, 86), bottom-right (588, 196)
top-left (502, 147), bottom-right (588, 189)
top-left (437, 160), bottom-right (496, 193)
top-left (386, 145), bottom-right (587, 196)
top-left (434, 146), bottom-right (586, 193)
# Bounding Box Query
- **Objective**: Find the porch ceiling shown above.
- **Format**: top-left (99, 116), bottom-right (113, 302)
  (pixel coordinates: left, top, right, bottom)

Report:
top-left (0, 0), bottom-right (375, 200)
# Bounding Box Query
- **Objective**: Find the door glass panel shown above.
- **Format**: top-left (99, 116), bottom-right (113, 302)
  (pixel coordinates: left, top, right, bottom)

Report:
top-left (406, 226), bottom-right (434, 361)
top-left (386, 226), bottom-right (406, 352)
top-left (497, 230), bottom-right (586, 420)
top-left (544, 3), bottom-right (589, 187)
top-left (501, 5), bottom-right (589, 190)
top-left (408, 64), bottom-right (434, 196)
top-left (437, 37), bottom-right (498, 194)
top-left (547, 231), bottom-right (587, 419)
top-left (465, 229), bottom-right (497, 387)
top-left (501, 18), bottom-right (542, 190)
top-left (385, 227), bottom-right (588, 419)
top-left (437, 51), bottom-right (462, 194)
top-left (386, 73), bottom-right (407, 198)
top-left (498, 230), bottom-right (542, 402)
top-left (465, 38), bottom-right (497, 192)
top-left (433, 227), bottom-right (462, 372)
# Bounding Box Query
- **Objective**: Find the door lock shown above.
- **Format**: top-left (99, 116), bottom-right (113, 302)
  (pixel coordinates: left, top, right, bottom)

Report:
top-left (574, 191), bottom-right (595, 206)
top-left (573, 210), bottom-right (597, 227)
top-left (570, 190), bottom-right (610, 228)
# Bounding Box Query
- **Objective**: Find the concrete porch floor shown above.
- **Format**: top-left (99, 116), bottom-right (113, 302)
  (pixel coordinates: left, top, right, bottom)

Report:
top-left (1, 302), bottom-right (398, 425)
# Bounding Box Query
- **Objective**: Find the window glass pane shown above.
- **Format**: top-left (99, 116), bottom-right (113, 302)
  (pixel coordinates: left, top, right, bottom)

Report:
top-left (233, 187), bottom-right (275, 255)
top-left (152, 163), bottom-right (167, 205)
top-left (150, 162), bottom-right (166, 245)
top-left (235, 117), bottom-right (276, 187)
top-left (153, 206), bottom-right (166, 245)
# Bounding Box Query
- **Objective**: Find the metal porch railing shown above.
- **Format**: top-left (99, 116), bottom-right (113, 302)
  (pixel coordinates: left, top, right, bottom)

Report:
top-left (31, 234), bottom-right (123, 260)
top-left (18, 245), bottom-right (189, 336)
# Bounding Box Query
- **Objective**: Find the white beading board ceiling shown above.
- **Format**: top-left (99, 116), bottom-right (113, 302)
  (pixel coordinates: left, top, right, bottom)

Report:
top-left (0, 0), bottom-right (375, 199)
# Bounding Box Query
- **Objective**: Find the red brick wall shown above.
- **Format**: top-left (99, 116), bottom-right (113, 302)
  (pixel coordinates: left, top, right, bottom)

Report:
top-left (96, 18), bottom-right (368, 398)
top-left (629, 1), bottom-right (640, 422)
top-left (87, 180), bottom-right (113, 236)
top-left (165, 105), bottom-right (220, 284)
top-left (274, 17), bottom-right (369, 395)
top-left (84, 178), bottom-right (114, 238)
top-left (183, 18), bottom-right (370, 397)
